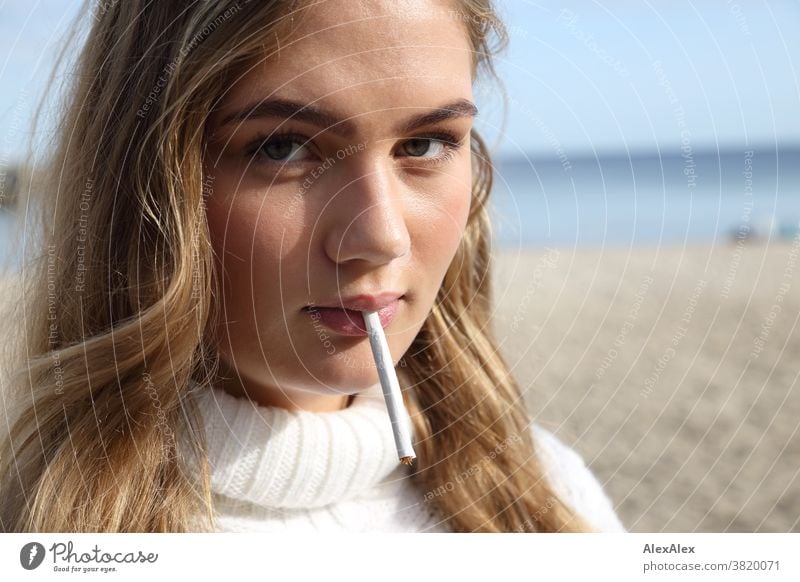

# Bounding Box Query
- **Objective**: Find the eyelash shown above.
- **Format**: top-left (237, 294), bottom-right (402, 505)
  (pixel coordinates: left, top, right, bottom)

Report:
top-left (244, 130), bottom-right (463, 168)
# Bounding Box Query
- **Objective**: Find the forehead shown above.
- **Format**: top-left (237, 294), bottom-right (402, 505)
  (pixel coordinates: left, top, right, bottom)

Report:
top-left (221, 0), bottom-right (474, 115)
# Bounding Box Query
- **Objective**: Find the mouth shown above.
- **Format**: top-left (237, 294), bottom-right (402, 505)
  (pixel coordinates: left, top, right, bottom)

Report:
top-left (303, 295), bottom-right (403, 336)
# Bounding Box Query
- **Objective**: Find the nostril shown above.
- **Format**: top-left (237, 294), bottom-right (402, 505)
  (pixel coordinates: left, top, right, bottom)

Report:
top-left (326, 228), bottom-right (410, 265)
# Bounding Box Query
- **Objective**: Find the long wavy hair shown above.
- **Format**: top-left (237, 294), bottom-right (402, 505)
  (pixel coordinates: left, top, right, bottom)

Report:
top-left (0, 0), bottom-right (595, 532)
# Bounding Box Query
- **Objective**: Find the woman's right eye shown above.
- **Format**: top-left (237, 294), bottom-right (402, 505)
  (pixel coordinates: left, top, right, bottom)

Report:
top-left (247, 133), bottom-right (314, 163)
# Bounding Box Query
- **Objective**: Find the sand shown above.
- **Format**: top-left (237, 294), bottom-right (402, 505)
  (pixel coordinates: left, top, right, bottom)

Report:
top-left (490, 239), bottom-right (800, 532)
top-left (1, 239), bottom-right (797, 532)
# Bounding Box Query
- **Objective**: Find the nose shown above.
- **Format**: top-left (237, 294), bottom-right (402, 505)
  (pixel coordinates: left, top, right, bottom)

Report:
top-left (324, 165), bottom-right (411, 265)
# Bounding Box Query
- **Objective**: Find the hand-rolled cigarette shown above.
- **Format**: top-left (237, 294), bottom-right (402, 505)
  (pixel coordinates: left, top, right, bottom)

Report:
top-left (362, 310), bottom-right (416, 465)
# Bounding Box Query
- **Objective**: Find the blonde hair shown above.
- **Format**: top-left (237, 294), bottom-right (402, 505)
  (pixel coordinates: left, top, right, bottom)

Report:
top-left (0, 0), bottom-right (595, 532)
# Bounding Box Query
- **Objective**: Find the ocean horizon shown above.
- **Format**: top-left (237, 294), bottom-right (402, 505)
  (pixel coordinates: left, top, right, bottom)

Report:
top-left (489, 146), bottom-right (800, 248)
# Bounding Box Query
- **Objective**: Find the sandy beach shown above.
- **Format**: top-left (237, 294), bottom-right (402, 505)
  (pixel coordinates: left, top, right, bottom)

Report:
top-left (490, 239), bottom-right (800, 532)
top-left (1, 239), bottom-right (798, 533)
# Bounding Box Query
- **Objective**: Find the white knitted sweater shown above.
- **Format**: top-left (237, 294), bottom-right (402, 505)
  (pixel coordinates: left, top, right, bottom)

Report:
top-left (190, 380), bottom-right (626, 533)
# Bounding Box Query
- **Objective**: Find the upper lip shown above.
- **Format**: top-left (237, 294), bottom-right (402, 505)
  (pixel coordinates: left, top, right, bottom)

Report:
top-left (307, 291), bottom-right (404, 312)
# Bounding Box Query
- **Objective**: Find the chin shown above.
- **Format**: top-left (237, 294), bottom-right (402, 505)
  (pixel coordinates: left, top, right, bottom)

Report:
top-left (300, 361), bottom-right (381, 393)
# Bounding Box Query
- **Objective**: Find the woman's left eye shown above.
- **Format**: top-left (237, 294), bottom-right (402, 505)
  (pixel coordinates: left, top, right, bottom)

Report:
top-left (400, 138), bottom-right (445, 158)
top-left (398, 136), bottom-right (459, 162)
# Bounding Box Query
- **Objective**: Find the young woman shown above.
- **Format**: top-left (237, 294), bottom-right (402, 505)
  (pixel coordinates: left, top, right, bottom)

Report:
top-left (0, 0), bottom-right (625, 533)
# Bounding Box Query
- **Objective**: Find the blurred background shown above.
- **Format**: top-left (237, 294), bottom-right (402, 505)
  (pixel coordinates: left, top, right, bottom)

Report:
top-left (1, 1), bottom-right (798, 532)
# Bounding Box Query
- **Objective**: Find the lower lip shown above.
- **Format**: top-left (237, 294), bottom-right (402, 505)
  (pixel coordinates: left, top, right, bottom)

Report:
top-left (304, 299), bottom-right (401, 336)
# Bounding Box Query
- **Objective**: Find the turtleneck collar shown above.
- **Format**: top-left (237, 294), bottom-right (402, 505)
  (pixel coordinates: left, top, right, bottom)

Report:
top-left (190, 380), bottom-right (413, 510)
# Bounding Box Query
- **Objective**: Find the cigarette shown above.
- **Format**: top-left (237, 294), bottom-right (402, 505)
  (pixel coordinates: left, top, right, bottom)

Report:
top-left (362, 310), bottom-right (416, 465)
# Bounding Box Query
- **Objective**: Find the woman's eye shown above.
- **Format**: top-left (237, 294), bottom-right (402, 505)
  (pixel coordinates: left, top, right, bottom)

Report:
top-left (250, 135), bottom-right (313, 162)
top-left (400, 138), bottom-right (446, 159)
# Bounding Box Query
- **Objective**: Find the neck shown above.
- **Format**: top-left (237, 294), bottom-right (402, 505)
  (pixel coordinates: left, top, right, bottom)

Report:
top-left (213, 363), bottom-right (354, 412)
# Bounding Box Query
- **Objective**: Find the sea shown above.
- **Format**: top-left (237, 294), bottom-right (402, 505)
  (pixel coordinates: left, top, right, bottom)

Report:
top-left (489, 146), bottom-right (800, 248)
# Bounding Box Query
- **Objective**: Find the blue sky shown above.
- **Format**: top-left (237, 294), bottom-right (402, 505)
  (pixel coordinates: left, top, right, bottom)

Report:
top-left (1, 0), bottom-right (799, 164)
top-left (476, 0), bottom-right (800, 157)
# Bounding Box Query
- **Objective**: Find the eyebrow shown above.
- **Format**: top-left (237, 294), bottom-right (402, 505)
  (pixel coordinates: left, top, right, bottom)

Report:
top-left (217, 97), bottom-right (478, 137)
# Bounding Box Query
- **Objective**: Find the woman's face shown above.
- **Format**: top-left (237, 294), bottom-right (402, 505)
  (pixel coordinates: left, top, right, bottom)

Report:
top-left (203, 0), bottom-right (475, 411)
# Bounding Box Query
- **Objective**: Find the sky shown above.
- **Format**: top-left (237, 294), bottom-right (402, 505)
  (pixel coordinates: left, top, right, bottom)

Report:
top-left (475, 0), bottom-right (800, 158)
top-left (1, 0), bottom-right (799, 164)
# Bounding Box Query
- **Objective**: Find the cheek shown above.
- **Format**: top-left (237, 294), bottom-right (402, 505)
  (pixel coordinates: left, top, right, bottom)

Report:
top-left (205, 197), bottom-right (257, 266)
top-left (439, 194), bottom-right (470, 252)
top-left (204, 192), bottom-right (282, 298)
top-left (450, 179), bottom-right (472, 233)
top-left (443, 149), bottom-right (474, 228)
top-left (204, 184), bottom-right (314, 317)
top-left (203, 154), bottom-right (294, 261)
top-left (415, 165), bottom-right (472, 256)
top-left (204, 200), bottom-right (254, 323)
top-left (204, 178), bottom-right (299, 266)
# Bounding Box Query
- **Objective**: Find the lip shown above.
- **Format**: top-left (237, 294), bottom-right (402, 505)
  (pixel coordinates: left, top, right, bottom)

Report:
top-left (311, 292), bottom-right (404, 312)
top-left (304, 292), bottom-right (404, 336)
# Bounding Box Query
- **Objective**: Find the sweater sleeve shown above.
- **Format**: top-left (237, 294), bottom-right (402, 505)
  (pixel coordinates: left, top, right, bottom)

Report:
top-left (530, 424), bottom-right (627, 532)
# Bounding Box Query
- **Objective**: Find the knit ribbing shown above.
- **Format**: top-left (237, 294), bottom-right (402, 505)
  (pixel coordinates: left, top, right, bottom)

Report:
top-left (194, 380), bottom-right (406, 510)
